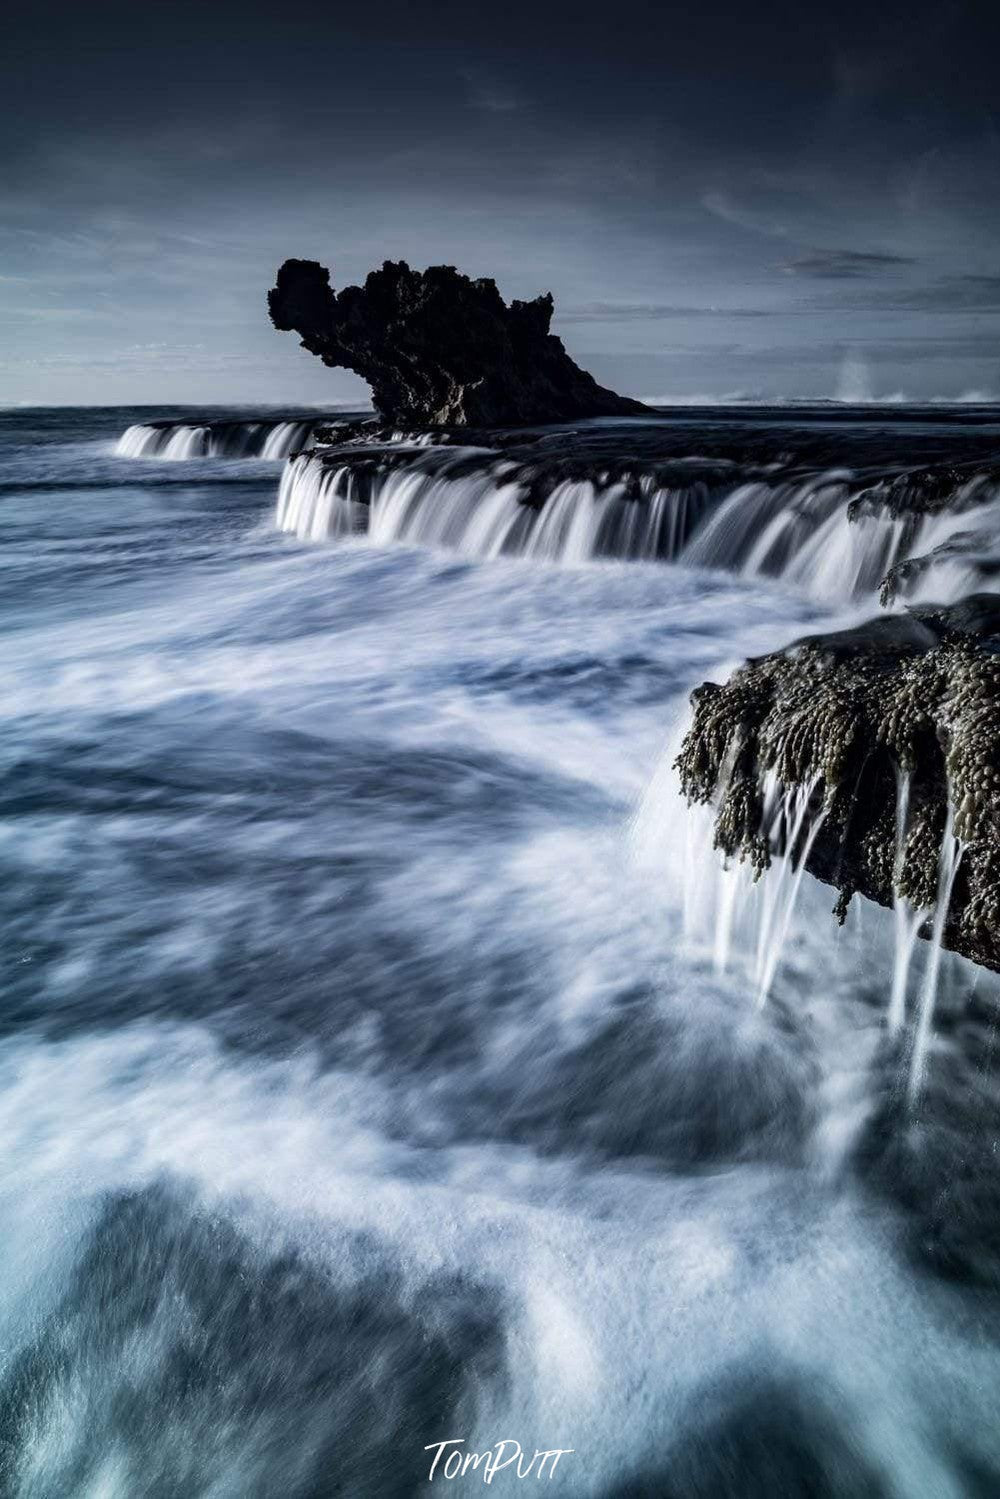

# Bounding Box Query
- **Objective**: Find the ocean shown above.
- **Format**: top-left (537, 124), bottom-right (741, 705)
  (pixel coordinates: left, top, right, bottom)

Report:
top-left (2, 403), bottom-right (1000, 1496)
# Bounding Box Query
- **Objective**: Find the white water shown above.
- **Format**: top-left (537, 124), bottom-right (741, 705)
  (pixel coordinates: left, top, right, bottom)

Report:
top-left (634, 762), bottom-right (843, 1012)
top-left (117, 418), bottom-right (319, 460)
top-left (277, 452), bottom-right (722, 564)
top-left (752, 777), bottom-right (829, 1007)
top-left (907, 813), bottom-right (965, 1103)
top-left (888, 772), bottom-right (926, 1037)
top-left (258, 420), bottom-right (316, 459)
top-left (8, 406), bottom-right (1000, 1495)
top-left (275, 448), bottom-right (1000, 603)
top-left (632, 740), bottom-right (981, 1107)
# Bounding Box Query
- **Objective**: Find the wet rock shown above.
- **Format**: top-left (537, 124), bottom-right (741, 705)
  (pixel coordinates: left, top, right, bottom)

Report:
top-left (847, 464), bottom-right (997, 522)
top-left (675, 596), bottom-right (1000, 972)
top-left (268, 257), bottom-right (650, 427)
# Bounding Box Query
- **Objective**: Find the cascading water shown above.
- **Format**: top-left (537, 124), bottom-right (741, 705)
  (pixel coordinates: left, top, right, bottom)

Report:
top-left (888, 772), bottom-right (926, 1037)
top-left (635, 755), bottom-right (839, 1011)
top-left (906, 812), bottom-right (965, 1104)
top-left (682, 472), bottom-right (921, 598)
top-left (117, 417), bottom-right (324, 460)
top-left (118, 423), bottom-right (213, 459)
top-left (276, 450), bottom-right (718, 563)
top-left (274, 437), bottom-right (1000, 604)
top-left (632, 705), bottom-right (983, 1098)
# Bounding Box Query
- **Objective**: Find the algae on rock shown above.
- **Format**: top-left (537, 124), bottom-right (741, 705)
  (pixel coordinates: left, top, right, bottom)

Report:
top-left (675, 597), bottom-right (1000, 972)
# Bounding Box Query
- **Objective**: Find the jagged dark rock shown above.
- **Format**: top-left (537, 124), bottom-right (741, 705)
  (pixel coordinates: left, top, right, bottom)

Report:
top-left (268, 258), bottom-right (650, 427)
top-left (675, 596), bottom-right (1000, 972)
top-left (847, 464), bottom-right (996, 522)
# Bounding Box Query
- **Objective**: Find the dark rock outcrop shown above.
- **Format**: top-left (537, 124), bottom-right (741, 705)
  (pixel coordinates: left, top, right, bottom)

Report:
top-left (675, 596), bottom-right (1000, 972)
top-left (268, 257), bottom-right (650, 427)
top-left (847, 464), bottom-right (996, 522)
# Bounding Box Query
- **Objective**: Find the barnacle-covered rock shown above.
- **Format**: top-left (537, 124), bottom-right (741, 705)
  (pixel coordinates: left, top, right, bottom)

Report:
top-left (675, 595), bottom-right (1000, 972)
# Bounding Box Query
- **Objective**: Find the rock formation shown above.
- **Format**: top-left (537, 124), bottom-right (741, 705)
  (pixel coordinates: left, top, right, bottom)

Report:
top-left (675, 595), bottom-right (1000, 971)
top-left (268, 258), bottom-right (650, 427)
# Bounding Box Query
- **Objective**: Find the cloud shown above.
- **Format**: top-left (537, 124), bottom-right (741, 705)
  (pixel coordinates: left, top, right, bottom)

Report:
top-left (798, 273), bottom-right (1000, 312)
top-left (701, 189), bottom-right (791, 239)
top-left (909, 274), bottom-right (1000, 309)
top-left (559, 302), bottom-right (770, 322)
top-left (779, 249), bottom-right (916, 278)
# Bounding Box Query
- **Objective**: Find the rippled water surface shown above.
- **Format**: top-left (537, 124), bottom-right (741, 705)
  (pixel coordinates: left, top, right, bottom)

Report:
top-left (2, 406), bottom-right (1000, 1497)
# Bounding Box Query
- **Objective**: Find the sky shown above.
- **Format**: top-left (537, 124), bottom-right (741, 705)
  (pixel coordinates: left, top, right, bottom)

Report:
top-left (3, 0), bottom-right (1000, 405)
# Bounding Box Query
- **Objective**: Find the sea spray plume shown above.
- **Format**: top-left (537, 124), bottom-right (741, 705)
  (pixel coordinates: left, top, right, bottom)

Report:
top-left (268, 258), bottom-right (650, 426)
top-left (674, 596), bottom-right (1000, 976)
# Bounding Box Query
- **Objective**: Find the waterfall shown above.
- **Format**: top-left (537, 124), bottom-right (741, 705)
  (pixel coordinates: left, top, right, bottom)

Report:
top-left (117, 424), bottom-right (205, 459)
top-left (275, 451), bottom-right (717, 564)
top-left (275, 461), bottom-right (368, 542)
top-left (906, 813), bottom-right (964, 1104)
top-left (752, 776), bottom-right (828, 1007)
top-left (273, 446), bottom-right (989, 598)
top-left (631, 742), bottom-right (837, 1005)
top-left (162, 425), bottom-right (212, 459)
top-left (365, 460), bottom-right (531, 556)
top-left (259, 421), bottom-right (317, 460)
top-left (888, 771), bottom-right (926, 1037)
top-left (640, 736), bottom-right (970, 1099)
top-left (884, 488), bottom-right (1000, 605)
top-left (680, 471), bottom-right (921, 599)
top-left (119, 406), bottom-right (1000, 609)
top-left (116, 418), bottom-right (322, 460)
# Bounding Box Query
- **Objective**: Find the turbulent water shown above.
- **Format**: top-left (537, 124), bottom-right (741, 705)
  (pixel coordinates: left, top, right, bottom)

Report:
top-left (4, 404), bottom-right (1000, 1497)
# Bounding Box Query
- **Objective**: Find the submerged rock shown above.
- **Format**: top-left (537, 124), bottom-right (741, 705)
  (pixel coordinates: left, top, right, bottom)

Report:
top-left (268, 257), bottom-right (650, 426)
top-left (675, 596), bottom-right (1000, 972)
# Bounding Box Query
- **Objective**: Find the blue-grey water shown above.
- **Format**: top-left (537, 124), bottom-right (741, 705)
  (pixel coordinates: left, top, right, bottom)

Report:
top-left (2, 405), bottom-right (1000, 1497)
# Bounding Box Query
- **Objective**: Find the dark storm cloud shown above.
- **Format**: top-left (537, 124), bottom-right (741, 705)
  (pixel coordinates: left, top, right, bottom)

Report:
top-left (2, 0), bottom-right (999, 401)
